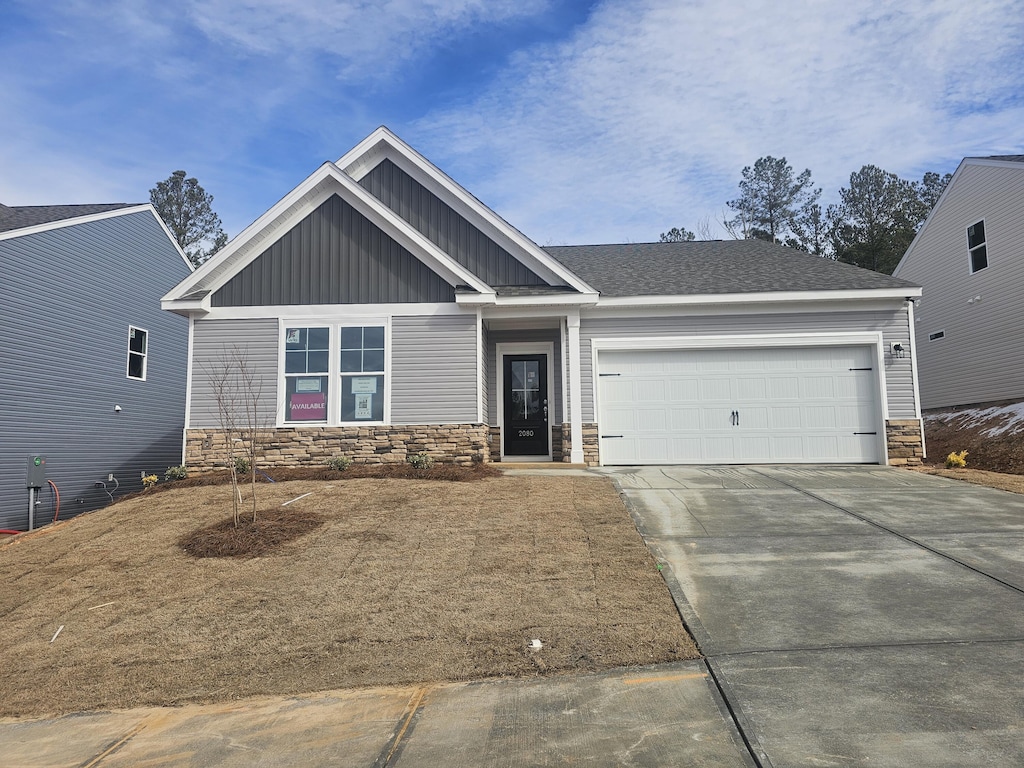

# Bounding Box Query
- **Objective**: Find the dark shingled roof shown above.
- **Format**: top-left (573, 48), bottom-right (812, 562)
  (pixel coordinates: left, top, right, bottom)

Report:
top-left (493, 285), bottom-right (577, 297)
top-left (0, 203), bottom-right (138, 233)
top-left (543, 240), bottom-right (918, 297)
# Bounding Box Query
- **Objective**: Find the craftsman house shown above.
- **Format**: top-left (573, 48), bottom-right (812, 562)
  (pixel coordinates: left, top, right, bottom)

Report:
top-left (162, 127), bottom-right (923, 468)
top-left (0, 203), bottom-right (192, 531)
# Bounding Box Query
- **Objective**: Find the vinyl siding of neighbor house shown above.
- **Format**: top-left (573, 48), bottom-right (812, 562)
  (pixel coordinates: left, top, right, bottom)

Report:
top-left (189, 319), bottom-right (280, 428)
top-left (578, 308), bottom-right (916, 422)
top-left (487, 329), bottom-right (564, 426)
top-left (0, 211), bottom-right (190, 530)
top-left (189, 315), bottom-right (480, 427)
top-left (392, 314), bottom-right (479, 424)
top-left (359, 159), bottom-right (548, 287)
top-left (894, 163), bottom-right (1024, 409)
top-left (212, 194), bottom-right (456, 306)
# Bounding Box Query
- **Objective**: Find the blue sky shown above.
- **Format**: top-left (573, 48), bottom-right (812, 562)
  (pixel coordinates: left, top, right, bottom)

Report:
top-left (2, 0), bottom-right (1022, 245)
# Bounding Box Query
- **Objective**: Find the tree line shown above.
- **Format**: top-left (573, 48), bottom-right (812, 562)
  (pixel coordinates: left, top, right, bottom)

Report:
top-left (660, 158), bottom-right (952, 275)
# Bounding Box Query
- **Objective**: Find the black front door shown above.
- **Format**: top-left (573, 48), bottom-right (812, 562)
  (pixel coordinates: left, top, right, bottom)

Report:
top-left (503, 354), bottom-right (549, 456)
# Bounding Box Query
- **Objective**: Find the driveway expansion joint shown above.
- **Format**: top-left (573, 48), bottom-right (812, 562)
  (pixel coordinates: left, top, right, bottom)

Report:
top-left (749, 468), bottom-right (1024, 597)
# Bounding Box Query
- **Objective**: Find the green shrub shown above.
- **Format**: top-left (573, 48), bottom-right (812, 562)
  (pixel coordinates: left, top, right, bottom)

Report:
top-left (233, 456), bottom-right (251, 475)
top-left (326, 456), bottom-right (352, 472)
top-left (164, 465), bottom-right (188, 481)
top-left (945, 450), bottom-right (969, 468)
top-left (407, 452), bottom-right (434, 470)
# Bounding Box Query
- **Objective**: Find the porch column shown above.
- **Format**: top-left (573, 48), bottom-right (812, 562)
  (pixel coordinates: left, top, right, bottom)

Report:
top-left (567, 311), bottom-right (585, 464)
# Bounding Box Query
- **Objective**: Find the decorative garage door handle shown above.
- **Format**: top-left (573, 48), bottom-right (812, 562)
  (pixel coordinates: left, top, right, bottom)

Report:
top-left (730, 410), bottom-right (740, 426)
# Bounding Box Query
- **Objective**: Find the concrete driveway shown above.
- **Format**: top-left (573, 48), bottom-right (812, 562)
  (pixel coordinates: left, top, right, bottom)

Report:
top-left (606, 465), bottom-right (1024, 767)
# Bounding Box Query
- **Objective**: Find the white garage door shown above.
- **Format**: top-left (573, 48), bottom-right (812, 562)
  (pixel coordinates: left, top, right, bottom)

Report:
top-left (598, 346), bottom-right (882, 465)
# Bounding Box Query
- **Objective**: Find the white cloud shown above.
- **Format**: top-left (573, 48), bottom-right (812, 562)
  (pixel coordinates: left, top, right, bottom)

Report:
top-left (414, 0), bottom-right (1024, 244)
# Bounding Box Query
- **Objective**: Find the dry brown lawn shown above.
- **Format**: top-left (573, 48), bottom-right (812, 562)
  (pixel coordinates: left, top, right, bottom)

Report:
top-left (0, 474), bottom-right (697, 718)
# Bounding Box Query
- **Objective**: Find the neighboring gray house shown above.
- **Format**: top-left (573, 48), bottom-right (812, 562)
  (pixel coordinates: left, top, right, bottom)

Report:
top-left (163, 127), bottom-right (924, 469)
top-left (0, 203), bottom-right (192, 531)
top-left (894, 155), bottom-right (1024, 411)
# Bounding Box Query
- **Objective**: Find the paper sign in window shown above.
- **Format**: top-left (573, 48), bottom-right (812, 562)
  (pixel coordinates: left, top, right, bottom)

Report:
top-left (296, 378), bottom-right (322, 392)
top-left (289, 392), bottom-right (326, 420)
top-left (351, 377), bottom-right (377, 394)
top-left (354, 393), bottom-right (373, 419)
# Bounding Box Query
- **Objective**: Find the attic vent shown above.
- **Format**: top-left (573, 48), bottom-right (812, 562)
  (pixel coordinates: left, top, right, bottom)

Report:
top-left (928, 330), bottom-right (945, 341)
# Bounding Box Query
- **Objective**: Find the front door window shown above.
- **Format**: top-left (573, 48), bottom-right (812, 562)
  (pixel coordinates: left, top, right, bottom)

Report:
top-left (503, 354), bottom-right (548, 456)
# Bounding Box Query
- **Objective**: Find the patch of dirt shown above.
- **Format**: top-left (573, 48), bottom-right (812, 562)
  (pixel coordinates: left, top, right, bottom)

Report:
top-left (920, 403), bottom-right (1024, 477)
top-left (0, 475), bottom-right (697, 718)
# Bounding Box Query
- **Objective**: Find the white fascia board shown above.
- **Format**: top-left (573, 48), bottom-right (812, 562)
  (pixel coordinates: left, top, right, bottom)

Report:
top-left (583, 296), bottom-right (911, 320)
top-left (455, 292), bottom-right (599, 307)
top-left (199, 302), bottom-right (471, 321)
top-left (339, 127), bottom-right (596, 295)
top-left (591, 330), bottom-right (886, 351)
top-left (0, 203), bottom-right (151, 241)
top-left (594, 287), bottom-right (921, 309)
top-left (161, 296), bottom-right (210, 317)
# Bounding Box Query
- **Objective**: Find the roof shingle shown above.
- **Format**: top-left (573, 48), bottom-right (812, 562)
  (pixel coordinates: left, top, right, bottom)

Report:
top-left (543, 240), bottom-right (918, 297)
top-left (0, 203), bottom-right (138, 233)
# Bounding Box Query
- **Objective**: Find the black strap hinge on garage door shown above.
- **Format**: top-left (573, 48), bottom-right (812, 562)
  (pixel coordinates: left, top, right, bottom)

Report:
top-left (854, 432), bottom-right (878, 435)
top-left (849, 367), bottom-right (873, 371)
top-left (602, 435), bottom-right (624, 439)
top-left (598, 373), bottom-right (621, 377)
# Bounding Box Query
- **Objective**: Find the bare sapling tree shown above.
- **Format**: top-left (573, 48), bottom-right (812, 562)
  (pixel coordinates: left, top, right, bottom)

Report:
top-left (205, 345), bottom-right (269, 525)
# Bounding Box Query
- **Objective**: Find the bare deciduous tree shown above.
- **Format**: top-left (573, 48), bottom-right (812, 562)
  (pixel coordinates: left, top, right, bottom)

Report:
top-left (205, 346), bottom-right (269, 525)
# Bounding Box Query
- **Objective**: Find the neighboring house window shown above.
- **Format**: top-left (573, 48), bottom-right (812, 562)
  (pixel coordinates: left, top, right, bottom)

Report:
top-left (127, 326), bottom-right (148, 380)
top-left (967, 220), bottom-right (988, 273)
top-left (280, 323), bottom-right (387, 424)
top-left (284, 327), bottom-right (330, 422)
top-left (928, 330), bottom-right (945, 341)
top-left (340, 326), bottom-right (385, 422)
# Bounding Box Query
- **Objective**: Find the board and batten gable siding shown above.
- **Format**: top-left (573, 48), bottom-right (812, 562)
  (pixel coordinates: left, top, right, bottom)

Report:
top-left (486, 329), bottom-right (564, 426)
top-left (189, 319), bottom-right (280, 428)
top-left (391, 315), bottom-right (479, 424)
top-left (0, 211), bottom-right (191, 530)
top-left (578, 307), bottom-right (916, 422)
top-left (359, 159), bottom-right (548, 287)
top-left (212, 194), bottom-right (456, 307)
top-left (895, 163), bottom-right (1024, 409)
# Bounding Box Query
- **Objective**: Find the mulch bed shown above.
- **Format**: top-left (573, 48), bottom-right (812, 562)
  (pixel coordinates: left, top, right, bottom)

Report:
top-left (179, 507), bottom-right (327, 558)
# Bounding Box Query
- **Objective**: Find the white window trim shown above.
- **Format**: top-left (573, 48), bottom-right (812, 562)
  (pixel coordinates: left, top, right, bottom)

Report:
top-left (277, 318), bottom-right (391, 427)
top-left (127, 325), bottom-right (149, 381)
top-left (495, 342), bottom-right (555, 462)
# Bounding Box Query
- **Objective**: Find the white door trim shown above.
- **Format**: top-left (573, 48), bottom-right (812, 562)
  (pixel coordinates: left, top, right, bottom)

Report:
top-left (496, 342), bottom-right (555, 461)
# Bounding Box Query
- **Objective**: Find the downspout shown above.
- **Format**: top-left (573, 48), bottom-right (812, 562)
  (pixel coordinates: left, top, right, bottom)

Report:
top-left (567, 311), bottom-right (585, 464)
top-left (182, 313), bottom-right (195, 466)
top-left (907, 299), bottom-right (927, 460)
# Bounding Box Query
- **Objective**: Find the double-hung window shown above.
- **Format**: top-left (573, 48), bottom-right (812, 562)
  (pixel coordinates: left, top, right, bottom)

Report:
top-left (127, 326), bottom-right (148, 380)
top-left (285, 327), bottom-right (330, 422)
top-left (282, 323), bottom-right (387, 424)
top-left (967, 220), bottom-right (988, 273)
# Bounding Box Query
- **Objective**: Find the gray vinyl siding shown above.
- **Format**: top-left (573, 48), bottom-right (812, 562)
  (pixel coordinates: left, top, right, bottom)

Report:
top-left (212, 194), bottom-right (456, 306)
top-left (0, 211), bottom-right (190, 530)
top-left (391, 315), bottom-right (479, 424)
top-left (487, 329), bottom-right (564, 425)
top-left (189, 319), bottom-right (279, 428)
top-left (579, 307), bottom-right (915, 421)
top-left (359, 160), bottom-right (548, 287)
top-left (895, 163), bottom-right (1024, 409)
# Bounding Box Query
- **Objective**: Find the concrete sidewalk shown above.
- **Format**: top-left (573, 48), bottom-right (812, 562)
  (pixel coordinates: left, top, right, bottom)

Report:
top-left (608, 465), bottom-right (1024, 767)
top-left (0, 662), bottom-right (753, 767)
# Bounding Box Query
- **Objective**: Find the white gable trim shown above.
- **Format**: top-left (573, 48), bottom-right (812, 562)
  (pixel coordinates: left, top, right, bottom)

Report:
top-left (162, 162), bottom-right (494, 308)
top-left (338, 127), bottom-right (596, 294)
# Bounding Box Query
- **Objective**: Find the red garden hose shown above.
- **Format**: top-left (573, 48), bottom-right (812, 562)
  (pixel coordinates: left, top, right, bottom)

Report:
top-left (48, 480), bottom-right (61, 523)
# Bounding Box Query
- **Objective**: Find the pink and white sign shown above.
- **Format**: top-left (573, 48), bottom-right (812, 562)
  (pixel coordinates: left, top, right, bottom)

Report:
top-left (289, 392), bottom-right (327, 420)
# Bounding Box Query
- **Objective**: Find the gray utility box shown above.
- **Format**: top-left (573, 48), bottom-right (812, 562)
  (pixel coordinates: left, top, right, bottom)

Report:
top-left (27, 455), bottom-right (46, 488)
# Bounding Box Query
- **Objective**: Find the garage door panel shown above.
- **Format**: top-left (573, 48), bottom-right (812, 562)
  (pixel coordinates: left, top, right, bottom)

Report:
top-left (598, 345), bottom-right (882, 465)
